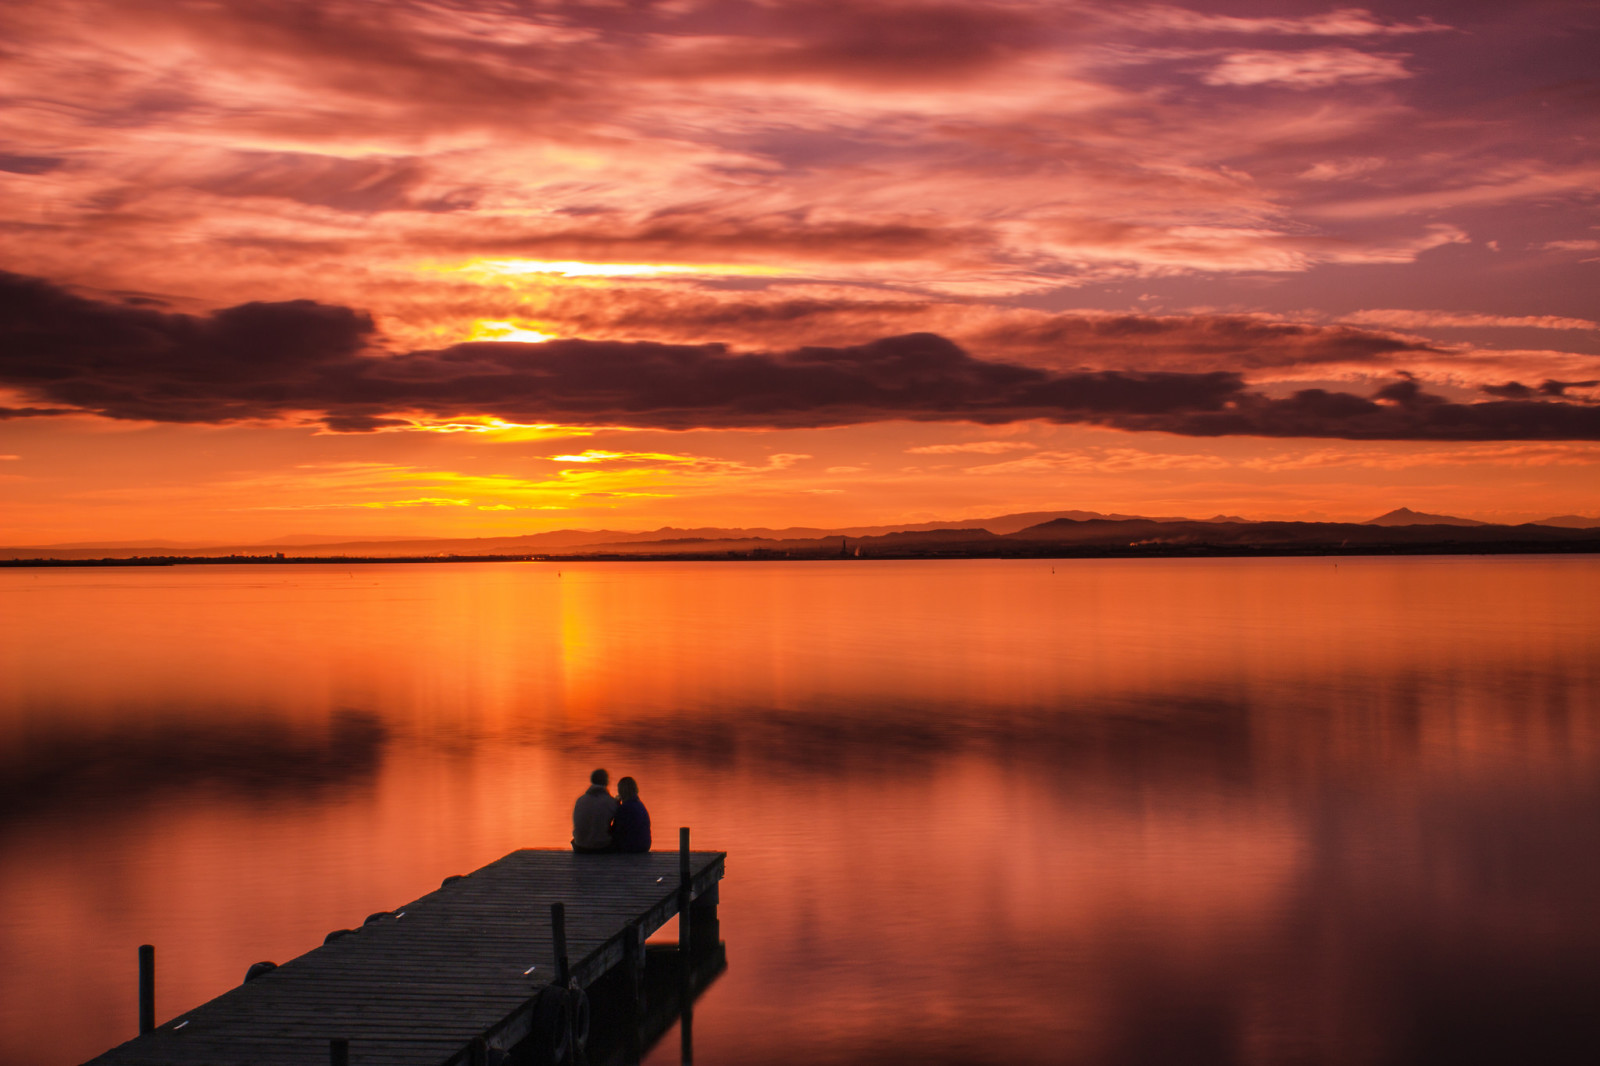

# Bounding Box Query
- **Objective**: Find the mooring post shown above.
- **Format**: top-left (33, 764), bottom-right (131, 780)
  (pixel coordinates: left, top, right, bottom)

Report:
top-left (689, 881), bottom-right (720, 960)
top-left (469, 1034), bottom-right (489, 1066)
top-left (551, 901), bottom-right (570, 987)
top-left (137, 944), bottom-right (155, 1035)
top-left (330, 1037), bottom-right (349, 1066)
top-left (622, 920), bottom-right (644, 1065)
top-left (550, 901), bottom-right (576, 1066)
top-left (678, 826), bottom-right (694, 1065)
top-left (678, 827), bottom-right (692, 948)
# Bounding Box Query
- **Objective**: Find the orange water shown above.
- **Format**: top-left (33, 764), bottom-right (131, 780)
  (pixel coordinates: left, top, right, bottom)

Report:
top-left (3, 557), bottom-right (1598, 1065)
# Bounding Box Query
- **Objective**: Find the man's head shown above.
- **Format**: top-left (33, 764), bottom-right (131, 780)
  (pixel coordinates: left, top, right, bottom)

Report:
top-left (590, 768), bottom-right (609, 788)
top-left (617, 776), bottom-right (639, 800)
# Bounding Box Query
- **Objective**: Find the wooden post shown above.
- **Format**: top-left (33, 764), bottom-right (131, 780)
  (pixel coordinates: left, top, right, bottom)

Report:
top-left (689, 881), bottom-right (720, 960)
top-left (330, 1037), bottom-right (349, 1066)
top-left (551, 902), bottom-right (570, 987)
top-left (678, 827), bottom-right (693, 1065)
top-left (677, 827), bottom-right (692, 949)
top-left (551, 901), bottom-right (576, 1066)
top-left (137, 944), bottom-right (155, 1035)
top-left (622, 921), bottom-right (643, 1065)
top-left (469, 1034), bottom-right (489, 1066)
top-left (621, 920), bottom-right (644, 1008)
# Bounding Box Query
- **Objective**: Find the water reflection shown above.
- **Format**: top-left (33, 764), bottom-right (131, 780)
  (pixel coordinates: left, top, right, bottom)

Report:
top-left (0, 711), bottom-right (386, 829)
top-left (1, 558), bottom-right (1597, 1065)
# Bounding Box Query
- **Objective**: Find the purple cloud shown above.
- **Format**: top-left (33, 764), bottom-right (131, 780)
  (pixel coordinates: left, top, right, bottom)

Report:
top-left (4, 272), bottom-right (1598, 440)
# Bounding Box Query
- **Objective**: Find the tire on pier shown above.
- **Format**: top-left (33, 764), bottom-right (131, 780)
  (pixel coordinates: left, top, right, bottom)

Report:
top-left (527, 984), bottom-right (571, 1065)
top-left (569, 985), bottom-right (590, 1051)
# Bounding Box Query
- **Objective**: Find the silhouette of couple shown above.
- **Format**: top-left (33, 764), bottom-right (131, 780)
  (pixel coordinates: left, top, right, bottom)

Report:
top-left (571, 768), bottom-right (652, 854)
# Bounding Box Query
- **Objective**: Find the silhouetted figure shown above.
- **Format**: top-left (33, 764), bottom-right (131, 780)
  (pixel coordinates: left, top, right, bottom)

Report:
top-left (611, 775), bottom-right (652, 853)
top-left (572, 768), bottom-right (618, 853)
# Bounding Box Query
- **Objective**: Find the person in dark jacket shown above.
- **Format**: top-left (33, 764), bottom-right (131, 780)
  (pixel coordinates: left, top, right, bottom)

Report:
top-left (611, 776), bottom-right (652, 853)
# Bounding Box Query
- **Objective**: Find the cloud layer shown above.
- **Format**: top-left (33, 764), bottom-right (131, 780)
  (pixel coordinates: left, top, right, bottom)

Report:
top-left (3, 2), bottom-right (1599, 537)
top-left (5, 272), bottom-right (1596, 440)
top-left (3, 0), bottom-right (1595, 315)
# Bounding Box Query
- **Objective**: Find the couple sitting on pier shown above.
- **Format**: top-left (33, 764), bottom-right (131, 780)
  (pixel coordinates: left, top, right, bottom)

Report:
top-left (571, 768), bottom-right (652, 853)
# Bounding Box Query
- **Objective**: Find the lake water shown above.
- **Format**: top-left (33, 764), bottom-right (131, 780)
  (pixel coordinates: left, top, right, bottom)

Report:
top-left (2, 557), bottom-right (1598, 1065)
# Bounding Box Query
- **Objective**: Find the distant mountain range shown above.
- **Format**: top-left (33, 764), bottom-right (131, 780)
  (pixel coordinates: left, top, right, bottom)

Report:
top-left (4, 507), bottom-right (1597, 562)
top-left (1530, 514), bottom-right (1600, 529)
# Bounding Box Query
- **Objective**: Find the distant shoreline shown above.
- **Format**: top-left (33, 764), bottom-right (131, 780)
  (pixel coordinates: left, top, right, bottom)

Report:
top-left (5, 543), bottom-right (1599, 567)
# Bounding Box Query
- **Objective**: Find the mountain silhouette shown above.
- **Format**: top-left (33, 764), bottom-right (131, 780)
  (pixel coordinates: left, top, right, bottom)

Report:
top-left (1364, 507), bottom-right (1487, 527)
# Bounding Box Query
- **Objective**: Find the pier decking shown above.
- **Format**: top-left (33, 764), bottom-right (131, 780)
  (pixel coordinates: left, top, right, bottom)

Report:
top-left (87, 844), bottom-right (726, 1066)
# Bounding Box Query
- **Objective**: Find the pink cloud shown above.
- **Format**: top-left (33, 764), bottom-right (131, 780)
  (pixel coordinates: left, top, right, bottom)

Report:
top-left (0, 0), bottom-right (1505, 308)
top-left (1202, 47), bottom-right (1412, 88)
top-left (1297, 157), bottom-right (1385, 181)
top-left (1310, 166), bottom-right (1600, 218)
top-left (1112, 6), bottom-right (1448, 38)
top-left (1539, 239), bottom-right (1600, 254)
top-left (1341, 309), bottom-right (1599, 332)
top-left (1, 0), bottom-right (1595, 454)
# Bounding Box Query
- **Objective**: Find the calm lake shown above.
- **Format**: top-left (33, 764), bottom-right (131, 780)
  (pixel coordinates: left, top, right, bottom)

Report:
top-left (3, 557), bottom-right (1598, 1065)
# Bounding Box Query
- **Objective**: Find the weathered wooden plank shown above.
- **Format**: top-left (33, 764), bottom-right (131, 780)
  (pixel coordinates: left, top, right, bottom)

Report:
top-left (86, 849), bottom-right (725, 1066)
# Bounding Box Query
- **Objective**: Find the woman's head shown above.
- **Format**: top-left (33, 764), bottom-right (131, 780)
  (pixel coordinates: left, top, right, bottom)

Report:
top-left (617, 776), bottom-right (639, 800)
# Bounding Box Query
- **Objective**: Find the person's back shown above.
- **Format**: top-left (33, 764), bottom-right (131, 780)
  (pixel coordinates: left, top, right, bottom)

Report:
top-left (572, 768), bottom-right (618, 853)
top-left (611, 775), bottom-right (652, 853)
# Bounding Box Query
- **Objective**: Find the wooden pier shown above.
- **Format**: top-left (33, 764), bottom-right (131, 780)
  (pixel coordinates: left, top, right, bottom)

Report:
top-left (87, 834), bottom-right (726, 1065)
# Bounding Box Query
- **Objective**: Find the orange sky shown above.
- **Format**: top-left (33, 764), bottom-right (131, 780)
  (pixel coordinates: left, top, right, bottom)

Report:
top-left (2, 0), bottom-right (1597, 543)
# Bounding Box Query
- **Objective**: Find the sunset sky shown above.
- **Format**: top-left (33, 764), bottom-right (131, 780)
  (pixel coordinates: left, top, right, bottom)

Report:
top-left (2, 0), bottom-right (1597, 544)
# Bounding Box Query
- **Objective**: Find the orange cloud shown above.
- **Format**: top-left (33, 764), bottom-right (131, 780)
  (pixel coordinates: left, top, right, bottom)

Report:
top-left (906, 440), bottom-right (1039, 455)
top-left (967, 448), bottom-right (1235, 474)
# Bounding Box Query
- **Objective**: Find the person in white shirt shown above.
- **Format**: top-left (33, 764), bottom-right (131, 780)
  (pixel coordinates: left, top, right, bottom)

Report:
top-left (571, 768), bottom-right (619, 853)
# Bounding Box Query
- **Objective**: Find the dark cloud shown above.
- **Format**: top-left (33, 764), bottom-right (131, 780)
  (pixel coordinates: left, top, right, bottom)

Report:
top-left (1121, 388), bottom-right (1600, 441)
top-left (468, 212), bottom-right (979, 264)
top-left (4, 272), bottom-right (1599, 440)
top-left (0, 271), bottom-right (374, 422)
top-left (1482, 379), bottom-right (1599, 403)
top-left (650, 0), bottom-right (1058, 86)
top-left (1539, 379), bottom-right (1599, 398)
top-left (0, 405), bottom-right (76, 418)
top-left (972, 313), bottom-right (1435, 370)
top-left (322, 331), bottom-right (1245, 430)
top-left (0, 154), bottom-right (64, 175)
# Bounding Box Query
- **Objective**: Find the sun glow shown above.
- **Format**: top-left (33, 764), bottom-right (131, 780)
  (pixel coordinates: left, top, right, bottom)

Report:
top-left (469, 319), bottom-right (558, 343)
top-left (548, 449), bottom-right (699, 464)
top-left (439, 258), bottom-right (789, 280)
top-left (401, 417), bottom-right (590, 442)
